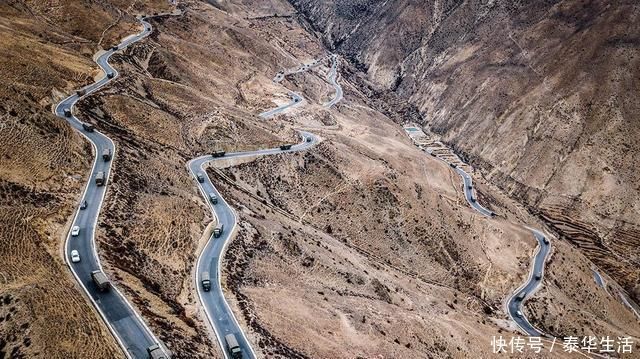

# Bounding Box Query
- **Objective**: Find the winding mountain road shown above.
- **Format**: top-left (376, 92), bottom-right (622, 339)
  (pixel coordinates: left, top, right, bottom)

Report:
top-left (55, 14), bottom-right (173, 359)
top-left (190, 132), bottom-right (319, 359)
top-left (191, 51), bottom-right (342, 357)
top-left (506, 228), bottom-right (551, 337)
top-left (258, 91), bottom-right (304, 119)
top-left (324, 54), bottom-right (342, 108)
top-left (422, 148), bottom-right (551, 337)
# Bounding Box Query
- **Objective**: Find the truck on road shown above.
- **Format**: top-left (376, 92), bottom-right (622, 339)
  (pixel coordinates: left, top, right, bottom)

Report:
top-left (95, 171), bottom-right (106, 186)
top-left (147, 344), bottom-right (168, 359)
top-left (201, 271), bottom-right (211, 292)
top-left (102, 148), bottom-right (112, 161)
top-left (225, 334), bottom-right (243, 359)
top-left (214, 223), bottom-right (224, 238)
top-left (96, 171), bottom-right (106, 187)
top-left (91, 270), bottom-right (111, 292)
top-left (279, 144), bottom-right (292, 150)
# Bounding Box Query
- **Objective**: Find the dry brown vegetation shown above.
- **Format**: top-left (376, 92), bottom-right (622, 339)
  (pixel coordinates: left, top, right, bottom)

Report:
top-left (1, 0), bottom-right (639, 357)
top-left (289, 0), bottom-right (640, 338)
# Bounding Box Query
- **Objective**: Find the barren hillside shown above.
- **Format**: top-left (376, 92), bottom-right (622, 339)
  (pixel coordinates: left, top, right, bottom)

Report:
top-left (1, 0), bottom-right (639, 358)
top-left (288, 0), bottom-right (640, 309)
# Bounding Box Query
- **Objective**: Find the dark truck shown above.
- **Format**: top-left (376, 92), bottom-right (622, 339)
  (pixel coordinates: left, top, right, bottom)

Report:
top-left (82, 123), bottom-right (95, 132)
top-left (212, 150), bottom-right (226, 158)
top-left (213, 223), bottom-right (224, 238)
top-left (102, 148), bottom-right (112, 161)
top-left (279, 144), bottom-right (292, 150)
top-left (201, 271), bottom-right (211, 292)
top-left (95, 171), bottom-right (106, 186)
top-left (91, 270), bottom-right (111, 292)
top-left (147, 344), bottom-right (167, 359)
top-left (63, 108), bottom-right (72, 117)
top-left (225, 334), bottom-right (243, 359)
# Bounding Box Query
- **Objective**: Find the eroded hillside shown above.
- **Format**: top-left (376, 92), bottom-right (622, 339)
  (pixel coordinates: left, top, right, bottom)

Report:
top-left (1, 0), bottom-right (639, 357)
top-left (288, 0), bottom-right (640, 310)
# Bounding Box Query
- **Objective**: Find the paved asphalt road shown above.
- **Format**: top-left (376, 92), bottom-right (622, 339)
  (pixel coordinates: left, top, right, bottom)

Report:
top-left (189, 131), bottom-right (319, 359)
top-left (592, 267), bottom-right (606, 289)
top-left (454, 167), bottom-right (495, 217)
top-left (55, 15), bottom-right (171, 359)
top-left (324, 54), bottom-right (343, 108)
top-left (424, 148), bottom-right (551, 337)
top-left (258, 91), bottom-right (304, 119)
top-left (506, 227), bottom-right (551, 337)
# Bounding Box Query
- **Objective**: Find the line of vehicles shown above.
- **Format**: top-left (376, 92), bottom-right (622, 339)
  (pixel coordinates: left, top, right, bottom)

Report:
top-left (65, 121), bottom-right (291, 358)
top-left (190, 142), bottom-right (310, 359)
top-left (196, 265), bottom-right (244, 358)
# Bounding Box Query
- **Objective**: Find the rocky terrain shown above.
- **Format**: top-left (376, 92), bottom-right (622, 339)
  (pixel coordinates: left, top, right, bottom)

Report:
top-left (1, 0), bottom-right (639, 358)
top-left (288, 0), bottom-right (640, 318)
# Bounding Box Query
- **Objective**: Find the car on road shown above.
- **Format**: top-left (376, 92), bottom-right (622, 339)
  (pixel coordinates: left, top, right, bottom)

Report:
top-left (80, 200), bottom-right (88, 210)
top-left (107, 72), bottom-right (115, 79)
top-left (280, 144), bottom-right (292, 150)
top-left (534, 272), bottom-right (542, 281)
top-left (543, 237), bottom-right (549, 245)
top-left (449, 163), bottom-right (457, 168)
top-left (71, 226), bottom-right (80, 237)
top-left (306, 136), bottom-right (312, 142)
top-left (467, 185), bottom-right (472, 190)
top-left (70, 250), bottom-right (81, 263)
top-left (516, 292), bottom-right (526, 301)
top-left (63, 108), bottom-right (72, 117)
top-left (516, 310), bottom-right (523, 318)
top-left (82, 123), bottom-right (94, 132)
top-left (209, 193), bottom-right (218, 204)
top-left (197, 173), bottom-right (205, 183)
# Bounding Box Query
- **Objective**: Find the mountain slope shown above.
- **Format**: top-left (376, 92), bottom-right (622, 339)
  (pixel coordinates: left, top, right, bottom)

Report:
top-left (288, 0), bottom-right (640, 304)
